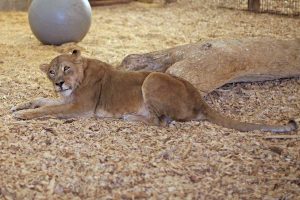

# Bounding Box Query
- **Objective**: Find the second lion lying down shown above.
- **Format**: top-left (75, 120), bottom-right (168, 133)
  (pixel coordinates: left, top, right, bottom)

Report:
top-left (11, 50), bottom-right (297, 133)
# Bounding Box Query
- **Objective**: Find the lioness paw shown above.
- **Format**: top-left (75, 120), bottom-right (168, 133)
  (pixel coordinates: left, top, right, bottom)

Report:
top-left (10, 106), bottom-right (19, 112)
top-left (12, 110), bottom-right (34, 120)
top-left (10, 102), bottom-right (33, 112)
top-left (123, 114), bottom-right (146, 123)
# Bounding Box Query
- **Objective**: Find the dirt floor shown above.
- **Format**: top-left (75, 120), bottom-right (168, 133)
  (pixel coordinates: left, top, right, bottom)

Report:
top-left (0, 0), bottom-right (300, 199)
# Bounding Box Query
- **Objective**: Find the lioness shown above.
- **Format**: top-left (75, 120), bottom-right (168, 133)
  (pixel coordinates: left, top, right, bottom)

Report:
top-left (11, 50), bottom-right (297, 133)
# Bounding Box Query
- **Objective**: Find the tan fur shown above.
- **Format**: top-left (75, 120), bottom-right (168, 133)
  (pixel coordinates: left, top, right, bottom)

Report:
top-left (12, 50), bottom-right (297, 133)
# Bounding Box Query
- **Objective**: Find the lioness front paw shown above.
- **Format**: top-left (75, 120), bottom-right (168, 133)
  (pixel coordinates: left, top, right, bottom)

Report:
top-left (12, 110), bottom-right (34, 120)
top-left (122, 114), bottom-right (136, 122)
top-left (10, 106), bottom-right (19, 113)
top-left (11, 102), bottom-right (33, 113)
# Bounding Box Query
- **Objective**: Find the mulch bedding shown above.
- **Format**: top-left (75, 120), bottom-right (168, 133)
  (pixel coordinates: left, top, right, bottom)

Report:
top-left (0, 0), bottom-right (299, 199)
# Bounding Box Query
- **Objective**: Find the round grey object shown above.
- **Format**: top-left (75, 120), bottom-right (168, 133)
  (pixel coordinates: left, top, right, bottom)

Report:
top-left (28, 0), bottom-right (92, 45)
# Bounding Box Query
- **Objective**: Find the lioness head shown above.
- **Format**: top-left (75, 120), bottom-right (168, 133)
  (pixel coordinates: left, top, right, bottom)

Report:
top-left (40, 50), bottom-right (85, 97)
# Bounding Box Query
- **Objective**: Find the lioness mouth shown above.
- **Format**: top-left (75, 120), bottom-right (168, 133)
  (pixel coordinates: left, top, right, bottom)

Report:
top-left (59, 88), bottom-right (72, 93)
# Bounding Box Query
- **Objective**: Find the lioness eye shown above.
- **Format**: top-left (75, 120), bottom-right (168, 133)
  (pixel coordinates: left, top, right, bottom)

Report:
top-left (64, 66), bottom-right (70, 72)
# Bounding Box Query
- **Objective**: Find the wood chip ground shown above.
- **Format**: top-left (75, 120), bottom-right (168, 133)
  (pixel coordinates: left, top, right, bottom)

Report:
top-left (0, 0), bottom-right (299, 199)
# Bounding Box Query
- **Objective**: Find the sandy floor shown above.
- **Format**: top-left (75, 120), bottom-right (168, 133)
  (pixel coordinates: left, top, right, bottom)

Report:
top-left (0, 0), bottom-right (300, 199)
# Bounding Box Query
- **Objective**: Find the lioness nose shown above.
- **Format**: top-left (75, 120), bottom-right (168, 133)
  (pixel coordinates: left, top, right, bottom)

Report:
top-left (55, 81), bottom-right (64, 87)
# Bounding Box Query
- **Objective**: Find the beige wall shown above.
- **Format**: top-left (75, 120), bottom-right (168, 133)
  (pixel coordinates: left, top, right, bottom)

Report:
top-left (0, 0), bottom-right (32, 11)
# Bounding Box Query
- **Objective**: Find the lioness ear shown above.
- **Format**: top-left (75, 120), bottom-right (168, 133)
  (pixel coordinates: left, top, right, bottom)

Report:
top-left (72, 49), bottom-right (82, 63)
top-left (72, 49), bottom-right (81, 57)
top-left (39, 64), bottom-right (50, 73)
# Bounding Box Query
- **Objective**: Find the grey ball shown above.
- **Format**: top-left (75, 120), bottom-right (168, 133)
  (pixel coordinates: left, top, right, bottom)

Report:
top-left (28, 0), bottom-right (92, 45)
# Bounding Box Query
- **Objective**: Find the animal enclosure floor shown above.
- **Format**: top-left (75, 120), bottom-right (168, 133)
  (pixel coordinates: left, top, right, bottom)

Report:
top-left (0, 0), bottom-right (300, 199)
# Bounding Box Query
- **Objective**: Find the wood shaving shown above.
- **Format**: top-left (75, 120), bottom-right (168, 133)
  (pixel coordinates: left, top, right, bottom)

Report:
top-left (0, 0), bottom-right (299, 199)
